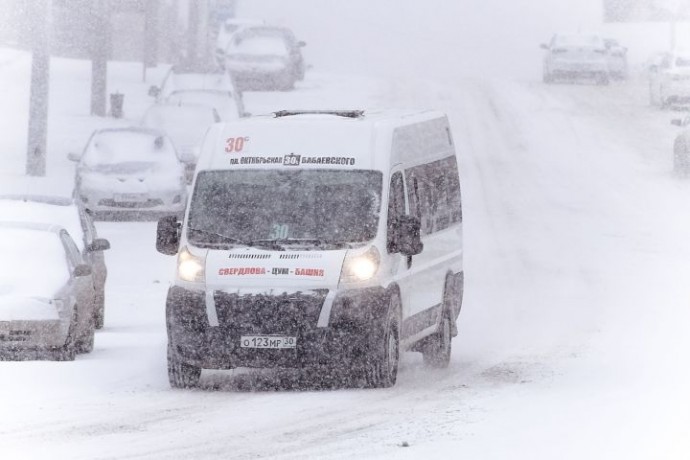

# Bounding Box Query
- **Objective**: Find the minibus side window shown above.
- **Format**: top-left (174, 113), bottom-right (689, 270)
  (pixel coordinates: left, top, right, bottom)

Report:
top-left (387, 172), bottom-right (406, 253)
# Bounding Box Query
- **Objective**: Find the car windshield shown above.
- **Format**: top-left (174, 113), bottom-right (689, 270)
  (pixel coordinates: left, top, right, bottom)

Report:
top-left (81, 131), bottom-right (179, 172)
top-left (229, 33), bottom-right (290, 56)
top-left (187, 169), bottom-right (382, 249)
top-left (0, 229), bottom-right (69, 298)
top-left (166, 91), bottom-right (239, 118)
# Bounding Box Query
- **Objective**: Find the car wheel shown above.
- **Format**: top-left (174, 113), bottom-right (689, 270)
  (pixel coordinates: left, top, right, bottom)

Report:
top-left (422, 314), bottom-right (452, 368)
top-left (360, 294), bottom-right (400, 389)
top-left (674, 149), bottom-right (690, 176)
top-left (167, 342), bottom-right (201, 389)
top-left (54, 308), bottom-right (77, 361)
top-left (75, 311), bottom-right (95, 354)
top-left (94, 289), bottom-right (105, 329)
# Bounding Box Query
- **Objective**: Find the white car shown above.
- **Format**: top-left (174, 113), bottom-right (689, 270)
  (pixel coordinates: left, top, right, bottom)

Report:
top-left (0, 222), bottom-right (96, 360)
top-left (0, 195), bottom-right (110, 329)
top-left (649, 51), bottom-right (690, 108)
top-left (141, 104), bottom-right (220, 183)
top-left (148, 66), bottom-right (244, 114)
top-left (215, 18), bottom-right (265, 66)
top-left (541, 34), bottom-right (610, 85)
top-left (165, 89), bottom-right (245, 120)
top-left (225, 25), bottom-right (306, 91)
top-left (70, 128), bottom-right (188, 220)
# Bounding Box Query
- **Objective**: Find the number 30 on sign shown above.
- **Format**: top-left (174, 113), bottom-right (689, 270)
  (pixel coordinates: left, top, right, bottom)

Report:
top-left (225, 137), bottom-right (249, 153)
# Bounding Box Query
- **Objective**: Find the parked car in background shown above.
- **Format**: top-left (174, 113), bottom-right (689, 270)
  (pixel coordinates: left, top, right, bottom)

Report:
top-left (649, 50), bottom-right (690, 108)
top-left (215, 18), bottom-right (265, 66)
top-left (0, 195), bottom-right (110, 329)
top-left (148, 65), bottom-right (245, 115)
top-left (604, 38), bottom-right (628, 80)
top-left (0, 222), bottom-right (96, 360)
top-left (541, 34), bottom-right (610, 85)
top-left (225, 25), bottom-right (306, 91)
top-left (141, 104), bottom-right (220, 183)
top-left (69, 128), bottom-right (188, 220)
top-left (165, 89), bottom-right (245, 120)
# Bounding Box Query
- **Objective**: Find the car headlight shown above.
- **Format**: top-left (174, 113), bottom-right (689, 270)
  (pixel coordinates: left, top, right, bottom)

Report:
top-left (340, 246), bottom-right (380, 283)
top-left (177, 246), bottom-right (205, 282)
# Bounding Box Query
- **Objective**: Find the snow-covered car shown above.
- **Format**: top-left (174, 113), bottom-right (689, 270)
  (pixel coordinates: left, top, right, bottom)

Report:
top-left (141, 104), bottom-right (220, 183)
top-left (604, 38), bottom-right (628, 80)
top-left (0, 195), bottom-right (110, 329)
top-left (649, 50), bottom-right (690, 108)
top-left (148, 65), bottom-right (243, 109)
top-left (0, 222), bottom-right (96, 360)
top-left (214, 18), bottom-right (265, 66)
top-left (70, 128), bottom-right (188, 220)
top-left (165, 89), bottom-right (244, 120)
top-left (225, 25), bottom-right (306, 91)
top-left (541, 34), bottom-right (610, 85)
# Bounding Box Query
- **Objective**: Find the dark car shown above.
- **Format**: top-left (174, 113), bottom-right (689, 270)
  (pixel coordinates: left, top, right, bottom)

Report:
top-left (225, 25), bottom-right (306, 91)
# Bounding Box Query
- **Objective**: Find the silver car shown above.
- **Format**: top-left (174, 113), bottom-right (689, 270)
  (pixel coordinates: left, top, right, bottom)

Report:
top-left (541, 34), bottom-right (610, 85)
top-left (0, 195), bottom-right (110, 329)
top-left (70, 128), bottom-right (188, 220)
top-left (0, 222), bottom-right (96, 360)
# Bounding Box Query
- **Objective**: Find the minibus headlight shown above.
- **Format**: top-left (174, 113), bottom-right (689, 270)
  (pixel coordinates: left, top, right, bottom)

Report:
top-left (340, 246), bottom-right (380, 283)
top-left (177, 247), bottom-right (205, 282)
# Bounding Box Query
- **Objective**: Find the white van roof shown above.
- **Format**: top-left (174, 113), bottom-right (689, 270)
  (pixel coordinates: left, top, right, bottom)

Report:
top-left (196, 109), bottom-right (447, 172)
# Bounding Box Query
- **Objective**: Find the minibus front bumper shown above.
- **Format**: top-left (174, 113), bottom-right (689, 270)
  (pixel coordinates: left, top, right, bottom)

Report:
top-left (166, 286), bottom-right (390, 370)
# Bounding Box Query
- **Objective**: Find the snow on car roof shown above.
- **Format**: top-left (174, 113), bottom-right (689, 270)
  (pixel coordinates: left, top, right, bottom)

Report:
top-left (553, 34), bottom-right (604, 48)
top-left (0, 198), bottom-right (84, 251)
top-left (0, 226), bottom-right (70, 302)
top-left (83, 128), bottom-right (178, 167)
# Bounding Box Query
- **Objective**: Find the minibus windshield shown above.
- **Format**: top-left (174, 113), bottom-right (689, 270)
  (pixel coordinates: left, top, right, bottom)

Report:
top-left (187, 169), bottom-right (383, 249)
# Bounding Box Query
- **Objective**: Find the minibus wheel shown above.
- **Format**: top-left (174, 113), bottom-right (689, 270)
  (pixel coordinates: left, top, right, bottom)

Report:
top-left (167, 343), bottom-right (201, 389)
top-left (363, 294), bottom-right (401, 388)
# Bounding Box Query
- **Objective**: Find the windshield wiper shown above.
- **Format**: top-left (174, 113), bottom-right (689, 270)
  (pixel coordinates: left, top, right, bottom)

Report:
top-left (187, 227), bottom-right (243, 247)
top-left (251, 238), bottom-right (354, 250)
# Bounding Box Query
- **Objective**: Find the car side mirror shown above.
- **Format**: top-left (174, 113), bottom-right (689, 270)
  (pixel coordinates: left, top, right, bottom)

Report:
top-left (672, 119), bottom-right (684, 127)
top-left (148, 85), bottom-right (161, 98)
top-left (74, 264), bottom-right (92, 277)
top-left (178, 152), bottom-right (196, 164)
top-left (540, 43), bottom-right (549, 50)
top-left (67, 152), bottom-right (81, 162)
top-left (297, 40), bottom-right (306, 47)
top-left (396, 215), bottom-right (424, 257)
top-left (87, 238), bottom-right (110, 252)
top-left (157, 216), bottom-right (181, 256)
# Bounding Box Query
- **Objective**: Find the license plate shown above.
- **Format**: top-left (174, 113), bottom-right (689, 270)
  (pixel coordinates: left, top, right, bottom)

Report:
top-left (240, 335), bottom-right (297, 349)
top-left (114, 193), bottom-right (146, 202)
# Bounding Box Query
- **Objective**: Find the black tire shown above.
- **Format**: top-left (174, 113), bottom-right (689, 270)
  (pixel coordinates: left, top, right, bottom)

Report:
top-left (167, 343), bottom-right (201, 389)
top-left (54, 309), bottom-right (77, 361)
top-left (94, 290), bottom-right (105, 329)
top-left (75, 311), bottom-right (95, 354)
top-left (422, 314), bottom-right (452, 368)
top-left (361, 294), bottom-right (401, 389)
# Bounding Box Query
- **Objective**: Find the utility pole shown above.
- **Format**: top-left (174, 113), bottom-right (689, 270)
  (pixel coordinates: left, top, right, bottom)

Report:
top-left (143, 0), bottom-right (160, 80)
top-left (186, 0), bottom-right (201, 69)
top-left (90, 0), bottom-right (109, 116)
top-left (26, 0), bottom-right (51, 177)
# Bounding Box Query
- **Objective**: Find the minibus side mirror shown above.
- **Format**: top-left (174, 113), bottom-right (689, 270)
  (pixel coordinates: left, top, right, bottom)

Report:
top-left (157, 216), bottom-right (181, 255)
top-left (87, 238), bottom-right (110, 252)
top-left (396, 215), bottom-right (424, 257)
top-left (148, 85), bottom-right (161, 98)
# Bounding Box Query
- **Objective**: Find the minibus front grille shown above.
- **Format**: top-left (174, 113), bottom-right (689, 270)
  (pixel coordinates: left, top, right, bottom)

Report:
top-left (214, 291), bottom-right (327, 333)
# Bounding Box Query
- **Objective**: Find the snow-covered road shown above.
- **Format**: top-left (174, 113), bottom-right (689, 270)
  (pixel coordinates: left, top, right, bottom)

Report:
top-left (3, 49), bottom-right (690, 458)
